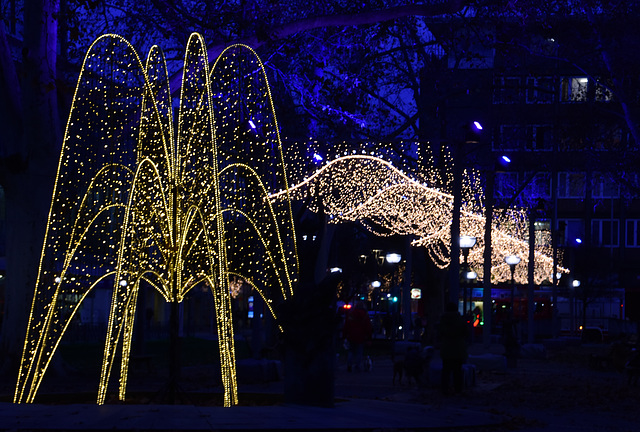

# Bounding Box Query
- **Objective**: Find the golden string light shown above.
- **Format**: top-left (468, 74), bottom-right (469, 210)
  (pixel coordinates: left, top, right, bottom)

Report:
top-left (15, 34), bottom-right (298, 407)
top-left (272, 153), bottom-right (567, 285)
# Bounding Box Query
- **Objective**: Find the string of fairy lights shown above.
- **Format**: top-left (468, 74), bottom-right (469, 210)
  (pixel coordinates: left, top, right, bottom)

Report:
top-left (15, 34), bottom-right (298, 407)
top-left (272, 152), bottom-right (567, 285)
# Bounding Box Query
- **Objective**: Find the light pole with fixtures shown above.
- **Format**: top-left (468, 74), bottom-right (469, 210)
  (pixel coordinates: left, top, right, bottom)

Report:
top-left (504, 254), bottom-right (521, 317)
top-left (504, 254), bottom-right (521, 368)
top-left (385, 252), bottom-right (402, 339)
top-left (459, 235), bottom-right (476, 315)
top-left (465, 270), bottom-right (478, 313)
top-left (571, 279), bottom-right (581, 335)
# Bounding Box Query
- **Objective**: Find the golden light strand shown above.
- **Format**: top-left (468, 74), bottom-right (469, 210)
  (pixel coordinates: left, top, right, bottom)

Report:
top-left (273, 153), bottom-right (567, 285)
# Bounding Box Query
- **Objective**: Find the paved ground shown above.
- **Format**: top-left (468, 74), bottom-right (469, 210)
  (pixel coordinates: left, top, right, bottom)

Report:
top-left (1, 340), bottom-right (640, 431)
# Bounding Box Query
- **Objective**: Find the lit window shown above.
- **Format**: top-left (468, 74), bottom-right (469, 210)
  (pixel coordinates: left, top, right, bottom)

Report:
top-left (594, 81), bottom-right (613, 102)
top-left (561, 77), bottom-right (588, 102)
top-left (533, 219), bottom-right (552, 247)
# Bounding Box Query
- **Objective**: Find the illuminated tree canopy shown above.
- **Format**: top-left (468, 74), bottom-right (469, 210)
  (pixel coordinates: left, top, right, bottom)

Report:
top-left (15, 33), bottom-right (298, 407)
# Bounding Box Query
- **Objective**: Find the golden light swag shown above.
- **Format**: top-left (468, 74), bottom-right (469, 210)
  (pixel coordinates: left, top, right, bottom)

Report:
top-left (272, 153), bottom-right (567, 285)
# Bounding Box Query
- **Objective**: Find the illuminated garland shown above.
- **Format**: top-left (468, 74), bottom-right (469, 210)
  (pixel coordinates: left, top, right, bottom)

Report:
top-left (15, 34), bottom-right (298, 407)
top-left (272, 154), bottom-right (567, 284)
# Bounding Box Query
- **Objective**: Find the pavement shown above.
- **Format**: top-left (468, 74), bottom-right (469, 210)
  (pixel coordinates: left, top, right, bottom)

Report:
top-left (2, 340), bottom-right (639, 431)
top-left (1, 397), bottom-right (503, 431)
top-left (0, 342), bottom-right (506, 432)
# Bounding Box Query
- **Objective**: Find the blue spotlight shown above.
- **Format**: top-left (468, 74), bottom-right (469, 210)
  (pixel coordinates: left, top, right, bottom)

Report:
top-left (313, 152), bottom-right (324, 162)
top-left (248, 119), bottom-right (256, 130)
top-left (473, 121), bottom-right (483, 130)
top-left (501, 155), bottom-right (511, 163)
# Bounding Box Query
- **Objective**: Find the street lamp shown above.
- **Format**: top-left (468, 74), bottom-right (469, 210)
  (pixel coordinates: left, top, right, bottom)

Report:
top-left (459, 235), bottom-right (477, 251)
top-left (504, 254), bottom-right (521, 368)
top-left (385, 252), bottom-right (402, 339)
top-left (385, 253), bottom-right (402, 264)
top-left (459, 236), bottom-right (476, 314)
top-left (571, 279), bottom-right (581, 335)
top-left (504, 255), bottom-right (521, 316)
top-left (465, 270), bottom-right (478, 313)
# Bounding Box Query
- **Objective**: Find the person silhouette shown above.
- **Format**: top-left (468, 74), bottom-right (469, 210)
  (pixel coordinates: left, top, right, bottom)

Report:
top-left (342, 301), bottom-right (373, 372)
top-left (438, 302), bottom-right (468, 395)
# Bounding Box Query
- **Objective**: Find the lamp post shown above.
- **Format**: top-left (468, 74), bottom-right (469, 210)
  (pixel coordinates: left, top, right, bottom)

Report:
top-left (504, 255), bottom-right (521, 317)
top-left (465, 270), bottom-right (478, 313)
top-left (503, 254), bottom-right (521, 368)
top-left (459, 235), bottom-right (477, 315)
top-left (385, 252), bottom-right (402, 339)
top-left (571, 279), bottom-right (581, 336)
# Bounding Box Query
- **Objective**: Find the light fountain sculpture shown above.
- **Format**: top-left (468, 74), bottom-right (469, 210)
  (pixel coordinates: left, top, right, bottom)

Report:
top-left (15, 33), bottom-right (298, 407)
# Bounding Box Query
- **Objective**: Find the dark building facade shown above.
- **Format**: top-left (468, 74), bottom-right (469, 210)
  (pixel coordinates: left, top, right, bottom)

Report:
top-left (442, 16), bottom-right (640, 332)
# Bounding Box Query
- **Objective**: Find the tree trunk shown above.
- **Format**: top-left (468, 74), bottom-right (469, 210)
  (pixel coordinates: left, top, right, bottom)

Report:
top-left (0, 0), bottom-right (60, 376)
top-left (482, 169), bottom-right (494, 347)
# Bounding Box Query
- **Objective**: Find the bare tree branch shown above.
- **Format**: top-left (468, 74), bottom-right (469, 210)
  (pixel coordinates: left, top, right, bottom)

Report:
top-left (169, 1), bottom-right (466, 93)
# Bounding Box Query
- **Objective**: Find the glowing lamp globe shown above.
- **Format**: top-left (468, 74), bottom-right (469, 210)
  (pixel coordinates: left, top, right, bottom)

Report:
top-left (504, 255), bottom-right (521, 266)
top-left (385, 253), bottom-right (402, 264)
top-left (459, 235), bottom-right (477, 250)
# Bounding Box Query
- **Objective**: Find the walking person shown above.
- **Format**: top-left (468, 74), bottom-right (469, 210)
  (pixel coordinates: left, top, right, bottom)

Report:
top-left (438, 302), bottom-right (468, 395)
top-left (342, 301), bottom-right (372, 372)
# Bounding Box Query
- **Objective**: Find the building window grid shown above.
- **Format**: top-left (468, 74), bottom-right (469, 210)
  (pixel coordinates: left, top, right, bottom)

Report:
top-left (494, 172), bottom-right (519, 199)
top-left (594, 80), bottom-right (613, 102)
top-left (561, 76), bottom-right (588, 102)
top-left (558, 219), bottom-right (585, 247)
top-left (524, 171), bottom-right (551, 199)
top-left (498, 124), bottom-right (527, 150)
top-left (493, 76), bottom-right (522, 104)
top-left (526, 125), bottom-right (553, 151)
top-left (533, 219), bottom-right (552, 247)
top-left (496, 124), bottom-right (553, 151)
top-left (591, 219), bottom-right (620, 247)
top-left (626, 219), bottom-right (640, 248)
top-left (493, 75), bottom-right (608, 104)
top-left (592, 172), bottom-right (620, 198)
top-left (558, 172), bottom-right (586, 198)
top-left (526, 77), bottom-right (554, 104)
